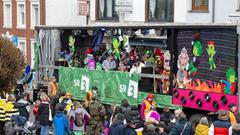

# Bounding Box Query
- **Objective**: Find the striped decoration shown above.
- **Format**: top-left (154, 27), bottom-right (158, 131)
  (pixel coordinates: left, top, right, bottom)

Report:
top-left (176, 29), bottom-right (237, 83)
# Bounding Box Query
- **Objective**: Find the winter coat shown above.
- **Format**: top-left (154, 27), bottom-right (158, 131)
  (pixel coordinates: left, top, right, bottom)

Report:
top-left (109, 120), bottom-right (125, 135)
top-left (195, 124), bottom-right (209, 135)
top-left (123, 126), bottom-right (137, 135)
top-left (15, 98), bottom-right (30, 120)
top-left (160, 112), bottom-right (175, 124)
top-left (38, 102), bottom-right (51, 126)
top-left (54, 112), bottom-right (70, 135)
top-left (232, 124), bottom-right (240, 135)
top-left (229, 111), bottom-right (237, 124)
top-left (208, 119), bottom-right (232, 135)
top-left (169, 120), bottom-right (193, 135)
top-left (68, 107), bottom-right (90, 132)
top-left (125, 106), bottom-right (143, 128)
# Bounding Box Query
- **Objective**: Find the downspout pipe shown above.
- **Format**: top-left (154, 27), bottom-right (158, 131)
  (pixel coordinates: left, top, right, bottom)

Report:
top-left (237, 26), bottom-right (240, 112)
top-left (212, 0), bottom-right (215, 23)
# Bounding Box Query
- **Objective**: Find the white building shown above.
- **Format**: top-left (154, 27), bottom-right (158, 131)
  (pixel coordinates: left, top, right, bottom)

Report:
top-left (174, 0), bottom-right (240, 23)
top-left (89, 0), bottom-right (174, 24)
top-left (46, 0), bottom-right (87, 26)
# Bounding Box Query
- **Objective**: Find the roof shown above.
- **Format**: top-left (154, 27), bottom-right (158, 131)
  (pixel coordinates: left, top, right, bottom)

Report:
top-left (35, 22), bottom-right (238, 30)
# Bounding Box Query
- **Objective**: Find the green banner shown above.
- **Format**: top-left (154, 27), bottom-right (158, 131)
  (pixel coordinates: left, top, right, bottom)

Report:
top-left (59, 67), bottom-right (181, 109)
top-left (59, 67), bottom-right (139, 105)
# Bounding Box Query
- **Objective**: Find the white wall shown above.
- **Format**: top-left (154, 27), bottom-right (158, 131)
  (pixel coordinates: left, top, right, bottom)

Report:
top-left (174, 0), bottom-right (212, 23)
top-left (89, 0), bottom-right (145, 23)
top-left (123, 0), bottom-right (145, 22)
top-left (215, 0), bottom-right (240, 23)
top-left (46, 0), bottom-right (87, 26)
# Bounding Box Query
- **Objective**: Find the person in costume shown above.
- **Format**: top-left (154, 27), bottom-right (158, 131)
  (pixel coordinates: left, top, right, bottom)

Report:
top-left (85, 86), bottom-right (98, 109)
top-left (177, 48), bottom-right (189, 88)
top-left (143, 50), bottom-right (155, 67)
top-left (206, 41), bottom-right (217, 70)
top-left (162, 51), bottom-right (171, 94)
top-left (220, 68), bottom-right (237, 94)
top-left (140, 93), bottom-right (156, 120)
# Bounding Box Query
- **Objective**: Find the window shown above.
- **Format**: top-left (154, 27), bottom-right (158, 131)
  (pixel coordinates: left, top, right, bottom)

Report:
top-left (192, 0), bottom-right (208, 10)
top-left (98, 0), bottom-right (118, 20)
top-left (31, 40), bottom-right (35, 67)
top-left (148, 0), bottom-right (174, 22)
top-left (17, 3), bottom-right (26, 28)
top-left (18, 38), bottom-right (26, 58)
top-left (3, 3), bottom-right (12, 27)
top-left (31, 3), bottom-right (40, 29)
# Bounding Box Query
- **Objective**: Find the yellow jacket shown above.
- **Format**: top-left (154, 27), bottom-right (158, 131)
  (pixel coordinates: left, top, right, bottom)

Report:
top-left (229, 111), bottom-right (237, 124)
top-left (5, 101), bottom-right (19, 121)
top-left (0, 99), bottom-right (6, 121)
top-left (195, 124), bottom-right (209, 135)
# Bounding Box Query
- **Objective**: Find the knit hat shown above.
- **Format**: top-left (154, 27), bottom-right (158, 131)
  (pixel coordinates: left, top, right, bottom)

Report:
top-left (147, 93), bottom-right (154, 99)
top-left (218, 110), bottom-right (229, 121)
top-left (229, 103), bottom-right (236, 109)
top-left (199, 117), bottom-right (209, 126)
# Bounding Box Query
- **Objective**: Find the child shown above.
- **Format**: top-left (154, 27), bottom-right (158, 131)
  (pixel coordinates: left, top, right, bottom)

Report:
top-left (33, 99), bottom-right (41, 135)
top-left (54, 105), bottom-right (70, 135)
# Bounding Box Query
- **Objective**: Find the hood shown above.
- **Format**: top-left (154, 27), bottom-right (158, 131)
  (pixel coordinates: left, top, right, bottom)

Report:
top-left (197, 124), bottom-right (209, 132)
top-left (56, 112), bottom-right (64, 117)
top-left (14, 102), bottom-right (29, 108)
top-left (111, 120), bottom-right (124, 127)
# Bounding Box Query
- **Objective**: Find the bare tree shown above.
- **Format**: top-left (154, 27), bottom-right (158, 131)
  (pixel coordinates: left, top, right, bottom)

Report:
top-left (0, 37), bottom-right (25, 93)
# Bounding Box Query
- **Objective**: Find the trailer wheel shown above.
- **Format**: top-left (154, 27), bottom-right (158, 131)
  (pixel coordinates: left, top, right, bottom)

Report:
top-left (189, 114), bottom-right (204, 131)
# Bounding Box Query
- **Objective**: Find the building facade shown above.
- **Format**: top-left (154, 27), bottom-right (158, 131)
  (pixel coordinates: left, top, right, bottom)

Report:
top-left (45, 0), bottom-right (87, 26)
top-left (0, 0), bottom-right (45, 65)
top-left (174, 0), bottom-right (240, 23)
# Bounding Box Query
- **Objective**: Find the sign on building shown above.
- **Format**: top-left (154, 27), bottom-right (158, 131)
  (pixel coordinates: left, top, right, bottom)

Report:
top-left (78, 0), bottom-right (89, 16)
top-left (115, 0), bottom-right (132, 12)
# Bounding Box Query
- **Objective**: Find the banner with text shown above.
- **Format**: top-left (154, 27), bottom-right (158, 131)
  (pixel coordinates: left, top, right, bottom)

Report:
top-left (59, 67), bottom-right (139, 104)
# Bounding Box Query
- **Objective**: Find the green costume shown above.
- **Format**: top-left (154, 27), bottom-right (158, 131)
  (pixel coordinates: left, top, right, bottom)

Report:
top-left (86, 100), bottom-right (105, 135)
top-left (206, 41), bottom-right (216, 70)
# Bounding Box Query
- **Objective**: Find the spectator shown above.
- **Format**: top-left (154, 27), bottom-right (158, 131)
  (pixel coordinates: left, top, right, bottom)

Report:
top-left (141, 93), bottom-right (156, 120)
top-left (128, 55), bottom-right (136, 68)
top-left (174, 109), bottom-right (183, 122)
top-left (126, 105), bottom-right (143, 129)
top-left (15, 93), bottom-right (30, 121)
top-left (102, 55), bottom-right (116, 71)
top-left (143, 124), bottom-right (157, 135)
top-left (109, 113), bottom-right (125, 135)
top-left (232, 123), bottom-right (240, 135)
top-left (123, 116), bottom-right (138, 135)
top-left (54, 105), bottom-right (70, 135)
top-left (5, 94), bottom-right (19, 121)
top-left (109, 106), bottom-right (122, 127)
top-left (229, 104), bottom-right (237, 124)
top-left (39, 94), bottom-right (51, 135)
top-left (169, 112), bottom-right (193, 135)
top-left (33, 99), bottom-right (41, 135)
top-left (145, 105), bottom-right (160, 125)
top-left (118, 61), bottom-right (129, 72)
top-left (160, 107), bottom-right (175, 125)
top-left (68, 101), bottom-right (90, 135)
top-left (129, 59), bottom-right (145, 77)
top-left (87, 95), bottom-right (106, 135)
top-left (209, 110), bottom-right (232, 135)
top-left (195, 117), bottom-right (209, 135)
top-left (120, 99), bottom-right (132, 115)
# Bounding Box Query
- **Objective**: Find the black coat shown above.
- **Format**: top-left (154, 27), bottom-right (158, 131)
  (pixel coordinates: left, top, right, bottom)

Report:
top-left (109, 120), bottom-right (125, 135)
top-left (169, 120), bottom-right (193, 135)
top-left (39, 102), bottom-right (51, 126)
top-left (14, 102), bottom-right (29, 120)
top-left (123, 126), bottom-right (137, 135)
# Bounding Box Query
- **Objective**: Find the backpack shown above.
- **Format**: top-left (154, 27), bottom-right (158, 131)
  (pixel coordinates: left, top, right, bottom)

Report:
top-left (89, 102), bottom-right (100, 116)
top-left (4, 121), bottom-right (15, 135)
top-left (74, 111), bottom-right (84, 127)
